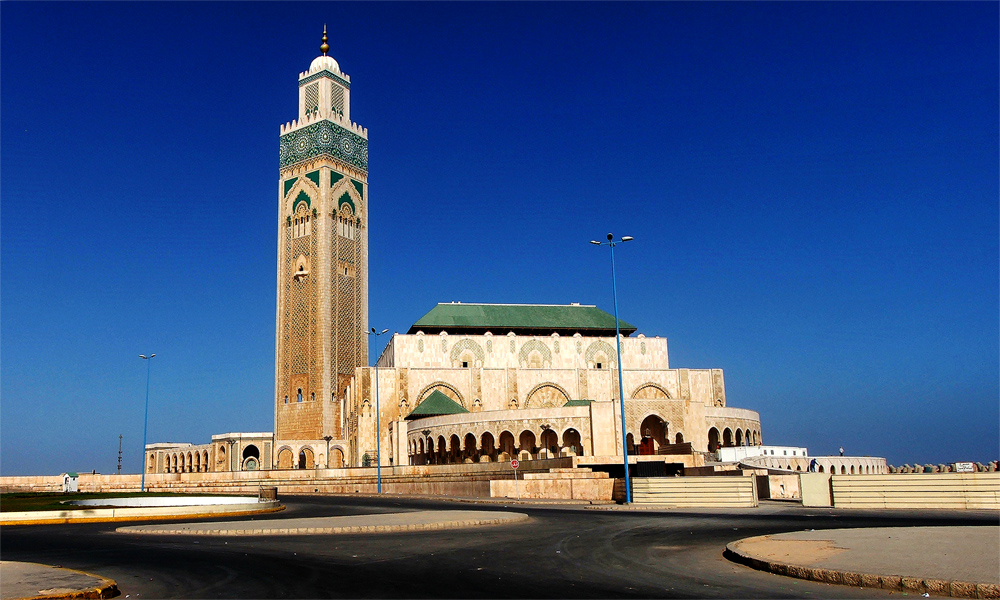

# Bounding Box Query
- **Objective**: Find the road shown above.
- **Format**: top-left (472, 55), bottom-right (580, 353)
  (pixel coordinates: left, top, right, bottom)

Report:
top-left (2, 496), bottom-right (994, 598)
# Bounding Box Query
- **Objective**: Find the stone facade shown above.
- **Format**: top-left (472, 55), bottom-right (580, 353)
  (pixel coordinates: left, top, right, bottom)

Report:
top-left (344, 324), bottom-right (762, 468)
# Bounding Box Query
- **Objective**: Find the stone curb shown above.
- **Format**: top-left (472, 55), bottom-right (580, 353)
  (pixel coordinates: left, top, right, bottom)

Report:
top-left (1, 504), bottom-right (284, 527)
top-left (724, 535), bottom-right (1000, 599)
top-left (8, 564), bottom-right (120, 600)
top-left (117, 513), bottom-right (530, 536)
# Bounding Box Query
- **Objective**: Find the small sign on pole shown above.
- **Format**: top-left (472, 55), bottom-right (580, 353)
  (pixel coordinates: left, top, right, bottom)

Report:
top-left (511, 459), bottom-right (520, 500)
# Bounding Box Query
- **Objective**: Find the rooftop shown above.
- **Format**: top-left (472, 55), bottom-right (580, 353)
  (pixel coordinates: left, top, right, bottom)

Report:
top-left (407, 303), bottom-right (637, 337)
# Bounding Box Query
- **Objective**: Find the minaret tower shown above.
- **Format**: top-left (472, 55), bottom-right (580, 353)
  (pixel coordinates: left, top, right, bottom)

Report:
top-left (275, 28), bottom-right (368, 445)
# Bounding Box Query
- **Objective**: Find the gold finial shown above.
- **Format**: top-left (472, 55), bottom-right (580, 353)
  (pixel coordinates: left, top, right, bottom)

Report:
top-left (320, 25), bottom-right (329, 55)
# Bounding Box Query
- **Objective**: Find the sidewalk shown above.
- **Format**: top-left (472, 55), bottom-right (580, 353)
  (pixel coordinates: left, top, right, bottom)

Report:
top-left (726, 526), bottom-right (1000, 598)
top-left (116, 509), bottom-right (528, 536)
top-left (0, 561), bottom-right (118, 600)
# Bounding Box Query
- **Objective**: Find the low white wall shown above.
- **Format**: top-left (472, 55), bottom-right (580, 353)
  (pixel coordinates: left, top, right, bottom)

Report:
top-left (631, 476), bottom-right (758, 507)
top-left (71, 496), bottom-right (260, 507)
top-left (831, 472), bottom-right (1000, 509)
top-left (1, 500), bottom-right (280, 525)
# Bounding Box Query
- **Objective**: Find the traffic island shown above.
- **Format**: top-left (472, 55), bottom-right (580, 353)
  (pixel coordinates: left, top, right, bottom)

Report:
top-left (0, 561), bottom-right (119, 600)
top-left (725, 526), bottom-right (1000, 598)
top-left (116, 509), bottom-right (528, 536)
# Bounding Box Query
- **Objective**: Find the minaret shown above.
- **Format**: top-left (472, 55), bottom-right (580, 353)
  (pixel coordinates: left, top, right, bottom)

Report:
top-left (274, 28), bottom-right (368, 444)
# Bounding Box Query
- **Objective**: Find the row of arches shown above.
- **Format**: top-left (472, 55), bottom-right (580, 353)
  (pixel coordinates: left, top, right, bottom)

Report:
top-left (816, 464), bottom-right (877, 474)
top-left (707, 426), bottom-right (761, 452)
top-left (160, 449), bottom-right (210, 473)
top-left (409, 428), bottom-right (585, 465)
top-left (275, 445), bottom-right (346, 469)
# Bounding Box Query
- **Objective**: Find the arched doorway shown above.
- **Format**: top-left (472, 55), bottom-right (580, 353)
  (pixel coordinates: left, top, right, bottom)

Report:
top-left (675, 432), bottom-right (684, 444)
top-left (449, 434), bottom-right (461, 463)
top-left (735, 429), bottom-right (743, 446)
top-left (722, 428), bottom-right (733, 447)
top-left (498, 431), bottom-right (515, 461)
top-left (562, 428), bottom-right (582, 456)
top-left (539, 429), bottom-right (558, 457)
top-left (480, 432), bottom-right (496, 461)
top-left (298, 447), bottom-right (314, 469)
top-left (518, 430), bottom-right (536, 458)
top-left (242, 444), bottom-right (260, 470)
top-left (638, 415), bottom-right (667, 455)
top-left (463, 433), bottom-right (477, 462)
top-left (708, 428), bottom-right (720, 452)
top-left (277, 448), bottom-right (293, 469)
top-left (330, 448), bottom-right (344, 468)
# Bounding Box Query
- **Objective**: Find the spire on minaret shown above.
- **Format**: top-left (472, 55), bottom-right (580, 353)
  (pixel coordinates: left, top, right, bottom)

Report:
top-left (320, 25), bottom-right (329, 55)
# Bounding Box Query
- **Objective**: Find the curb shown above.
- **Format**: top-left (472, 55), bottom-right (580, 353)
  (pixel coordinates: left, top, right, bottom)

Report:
top-left (1, 504), bottom-right (284, 526)
top-left (117, 513), bottom-right (530, 536)
top-left (724, 536), bottom-right (1000, 599)
top-left (10, 565), bottom-right (119, 600)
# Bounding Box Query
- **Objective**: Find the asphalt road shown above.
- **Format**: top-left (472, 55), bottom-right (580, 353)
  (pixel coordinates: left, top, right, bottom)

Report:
top-left (2, 496), bottom-right (995, 598)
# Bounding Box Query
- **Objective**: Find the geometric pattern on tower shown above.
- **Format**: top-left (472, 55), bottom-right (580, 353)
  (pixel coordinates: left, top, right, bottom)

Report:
top-left (280, 120), bottom-right (368, 171)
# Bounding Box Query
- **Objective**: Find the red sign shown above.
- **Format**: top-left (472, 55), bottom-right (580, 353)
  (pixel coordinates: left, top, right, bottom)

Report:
top-left (511, 459), bottom-right (519, 469)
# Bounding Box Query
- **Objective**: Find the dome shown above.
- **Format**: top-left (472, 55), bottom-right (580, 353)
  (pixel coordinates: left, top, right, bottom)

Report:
top-left (309, 55), bottom-right (340, 74)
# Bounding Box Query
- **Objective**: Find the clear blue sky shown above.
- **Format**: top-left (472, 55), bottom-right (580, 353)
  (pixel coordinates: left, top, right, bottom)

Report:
top-left (2, 2), bottom-right (997, 476)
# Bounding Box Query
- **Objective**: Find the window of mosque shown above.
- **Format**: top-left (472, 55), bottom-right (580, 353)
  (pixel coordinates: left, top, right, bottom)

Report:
top-left (293, 215), bottom-right (312, 238)
top-left (297, 388), bottom-right (303, 403)
top-left (338, 217), bottom-right (356, 239)
top-left (331, 83), bottom-right (345, 116)
top-left (305, 83), bottom-right (319, 114)
top-left (596, 362), bottom-right (603, 369)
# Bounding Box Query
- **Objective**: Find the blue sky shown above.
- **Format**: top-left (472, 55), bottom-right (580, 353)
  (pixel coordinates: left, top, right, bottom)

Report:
top-left (2, 2), bottom-right (997, 476)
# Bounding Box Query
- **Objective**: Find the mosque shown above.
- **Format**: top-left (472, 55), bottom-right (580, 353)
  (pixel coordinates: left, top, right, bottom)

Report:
top-left (145, 32), bottom-right (764, 478)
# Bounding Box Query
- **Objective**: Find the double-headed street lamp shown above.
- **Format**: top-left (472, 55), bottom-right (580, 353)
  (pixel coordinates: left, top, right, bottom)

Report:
top-left (369, 327), bottom-right (389, 494)
top-left (590, 233), bottom-right (633, 503)
top-left (139, 353), bottom-right (156, 492)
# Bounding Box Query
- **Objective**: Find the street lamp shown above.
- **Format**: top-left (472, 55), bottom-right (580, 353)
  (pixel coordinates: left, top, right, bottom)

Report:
top-left (368, 327), bottom-right (389, 493)
top-left (590, 233), bottom-right (634, 503)
top-left (323, 435), bottom-right (333, 468)
top-left (139, 353), bottom-right (156, 492)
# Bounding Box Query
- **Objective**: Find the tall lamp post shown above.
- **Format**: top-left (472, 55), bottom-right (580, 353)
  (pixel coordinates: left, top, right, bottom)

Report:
top-left (590, 233), bottom-right (633, 503)
top-left (139, 353), bottom-right (156, 492)
top-left (368, 327), bottom-right (389, 494)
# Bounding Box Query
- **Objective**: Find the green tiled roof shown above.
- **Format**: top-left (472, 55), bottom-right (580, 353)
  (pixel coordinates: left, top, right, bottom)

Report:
top-left (407, 303), bottom-right (636, 336)
top-left (563, 399), bottom-right (594, 406)
top-left (406, 390), bottom-right (469, 420)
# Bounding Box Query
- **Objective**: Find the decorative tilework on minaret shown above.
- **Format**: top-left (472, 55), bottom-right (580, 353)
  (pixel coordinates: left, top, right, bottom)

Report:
top-left (274, 33), bottom-right (368, 442)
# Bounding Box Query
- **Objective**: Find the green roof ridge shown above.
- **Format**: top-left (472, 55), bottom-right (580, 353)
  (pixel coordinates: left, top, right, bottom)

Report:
top-left (406, 390), bottom-right (469, 419)
top-left (408, 303), bottom-right (636, 335)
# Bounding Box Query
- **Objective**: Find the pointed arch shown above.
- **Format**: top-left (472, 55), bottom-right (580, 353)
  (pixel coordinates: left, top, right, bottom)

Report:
top-left (585, 340), bottom-right (616, 367)
top-left (517, 339), bottom-right (552, 367)
top-left (331, 175), bottom-right (363, 214)
top-left (524, 382), bottom-right (571, 408)
top-left (450, 338), bottom-right (485, 366)
top-left (631, 383), bottom-right (670, 399)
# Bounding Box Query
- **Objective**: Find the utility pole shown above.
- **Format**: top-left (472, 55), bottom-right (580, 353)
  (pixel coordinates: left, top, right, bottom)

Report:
top-left (117, 434), bottom-right (123, 475)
